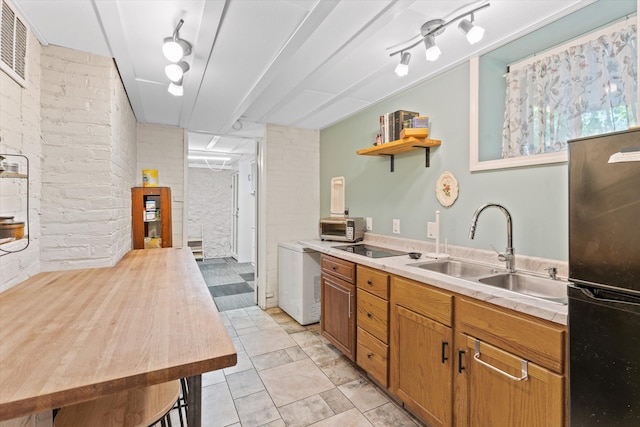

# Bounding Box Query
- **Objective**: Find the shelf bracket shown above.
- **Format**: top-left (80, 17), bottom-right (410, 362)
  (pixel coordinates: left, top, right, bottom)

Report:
top-left (413, 146), bottom-right (431, 168)
top-left (381, 154), bottom-right (395, 172)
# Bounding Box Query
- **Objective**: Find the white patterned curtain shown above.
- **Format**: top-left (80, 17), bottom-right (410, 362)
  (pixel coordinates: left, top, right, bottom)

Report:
top-left (502, 24), bottom-right (637, 158)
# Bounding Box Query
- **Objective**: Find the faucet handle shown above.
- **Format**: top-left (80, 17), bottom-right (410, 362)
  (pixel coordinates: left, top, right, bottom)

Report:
top-left (545, 266), bottom-right (558, 279)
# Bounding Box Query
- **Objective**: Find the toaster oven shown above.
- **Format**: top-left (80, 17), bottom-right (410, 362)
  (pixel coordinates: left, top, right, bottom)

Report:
top-left (319, 217), bottom-right (365, 242)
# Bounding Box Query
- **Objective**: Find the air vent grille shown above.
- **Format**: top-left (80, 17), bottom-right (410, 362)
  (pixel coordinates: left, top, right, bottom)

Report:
top-left (0, 0), bottom-right (28, 86)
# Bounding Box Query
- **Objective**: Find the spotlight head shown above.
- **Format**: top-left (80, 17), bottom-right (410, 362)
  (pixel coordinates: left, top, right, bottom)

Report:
top-left (162, 38), bottom-right (192, 62)
top-left (164, 61), bottom-right (190, 82)
top-left (168, 80), bottom-right (184, 97)
top-left (395, 52), bottom-right (411, 77)
top-left (459, 19), bottom-right (485, 45)
top-left (424, 35), bottom-right (441, 61)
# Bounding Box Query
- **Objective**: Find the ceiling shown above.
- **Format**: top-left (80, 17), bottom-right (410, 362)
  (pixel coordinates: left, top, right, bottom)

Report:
top-left (13, 0), bottom-right (593, 168)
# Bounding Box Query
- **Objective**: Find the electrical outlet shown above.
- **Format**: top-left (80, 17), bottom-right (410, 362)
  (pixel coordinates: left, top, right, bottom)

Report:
top-left (393, 219), bottom-right (400, 234)
top-left (366, 217), bottom-right (373, 231)
top-left (427, 221), bottom-right (436, 238)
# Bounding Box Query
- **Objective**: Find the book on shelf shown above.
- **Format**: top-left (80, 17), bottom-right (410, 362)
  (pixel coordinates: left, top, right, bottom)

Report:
top-left (379, 110), bottom-right (420, 143)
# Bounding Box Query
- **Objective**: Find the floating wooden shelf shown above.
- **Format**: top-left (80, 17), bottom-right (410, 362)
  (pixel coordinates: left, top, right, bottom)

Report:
top-left (356, 136), bottom-right (441, 172)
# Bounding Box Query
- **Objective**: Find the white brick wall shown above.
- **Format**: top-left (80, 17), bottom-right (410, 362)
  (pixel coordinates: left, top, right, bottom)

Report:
top-left (258, 124), bottom-right (320, 308)
top-left (39, 45), bottom-right (137, 271)
top-left (109, 66), bottom-right (137, 264)
top-left (136, 123), bottom-right (186, 247)
top-left (0, 30), bottom-right (42, 292)
top-left (187, 167), bottom-right (232, 258)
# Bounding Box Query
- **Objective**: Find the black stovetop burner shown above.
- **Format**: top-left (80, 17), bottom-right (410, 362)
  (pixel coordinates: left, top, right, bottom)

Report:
top-left (334, 244), bottom-right (406, 258)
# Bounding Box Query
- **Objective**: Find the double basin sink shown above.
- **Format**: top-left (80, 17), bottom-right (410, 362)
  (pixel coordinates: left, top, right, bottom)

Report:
top-left (410, 259), bottom-right (567, 305)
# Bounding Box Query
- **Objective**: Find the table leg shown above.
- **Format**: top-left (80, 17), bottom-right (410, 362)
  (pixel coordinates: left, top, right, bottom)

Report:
top-left (187, 375), bottom-right (202, 427)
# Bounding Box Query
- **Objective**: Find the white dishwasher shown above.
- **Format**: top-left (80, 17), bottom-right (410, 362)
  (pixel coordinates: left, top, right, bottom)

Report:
top-left (278, 242), bottom-right (321, 325)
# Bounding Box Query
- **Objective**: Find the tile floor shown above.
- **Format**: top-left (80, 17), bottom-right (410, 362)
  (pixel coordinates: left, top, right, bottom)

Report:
top-left (198, 258), bottom-right (256, 311)
top-left (189, 306), bottom-right (422, 427)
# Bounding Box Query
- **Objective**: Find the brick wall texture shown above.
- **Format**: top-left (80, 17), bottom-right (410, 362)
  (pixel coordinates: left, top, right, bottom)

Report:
top-left (260, 124), bottom-right (319, 308)
top-left (187, 166), bottom-right (233, 259)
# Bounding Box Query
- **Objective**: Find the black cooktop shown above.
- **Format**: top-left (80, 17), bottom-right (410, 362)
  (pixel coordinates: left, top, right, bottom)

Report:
top-left (334, 244), bottom-right (406, 258)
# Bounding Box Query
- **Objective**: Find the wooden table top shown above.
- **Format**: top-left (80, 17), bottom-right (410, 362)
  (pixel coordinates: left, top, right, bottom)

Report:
top-left (0, 248), bottom-right (237, 421)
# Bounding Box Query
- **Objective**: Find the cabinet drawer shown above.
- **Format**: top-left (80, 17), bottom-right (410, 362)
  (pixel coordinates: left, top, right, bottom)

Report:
top-left (321, 254), bottom-right (355, 283)
top-left (357, 265), bottom-right (389, 300)
top-left (390, 275), bottom-right (452, 327)
top-left (357, 289), bottom-right (389, 343)
top-left (357, 327), bottom-right (389, 387)
top-left (455, 297), bottom-right (566, 374)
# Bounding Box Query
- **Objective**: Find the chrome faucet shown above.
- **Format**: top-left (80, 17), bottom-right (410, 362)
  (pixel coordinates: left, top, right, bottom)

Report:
top-left (469, 203), bottom-right (515, 273)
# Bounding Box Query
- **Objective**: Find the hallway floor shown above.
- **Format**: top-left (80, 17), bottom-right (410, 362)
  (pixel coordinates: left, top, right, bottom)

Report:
top-left (193, 306), bottom-right (422, 427)
top-left (198, 258), bottom-right (256, 311)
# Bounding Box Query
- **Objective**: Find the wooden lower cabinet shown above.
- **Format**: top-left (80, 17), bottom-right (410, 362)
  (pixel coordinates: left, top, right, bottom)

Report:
top-left (319, 261), bottom-right (567, 427)
top-left (453, 332), bottom-right (564, 427)
top-left (390, 276), bottom-right (454, 427)
top-left (321, 273), bottom-right (356, 361)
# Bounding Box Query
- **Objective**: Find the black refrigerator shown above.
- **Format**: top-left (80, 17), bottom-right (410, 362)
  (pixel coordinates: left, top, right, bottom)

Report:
top-left (568, 128), bottom-right (640, 426)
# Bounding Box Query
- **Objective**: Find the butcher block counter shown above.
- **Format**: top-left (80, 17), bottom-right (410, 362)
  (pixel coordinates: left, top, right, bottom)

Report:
top-left (0, 248), bottom-right (237, 426)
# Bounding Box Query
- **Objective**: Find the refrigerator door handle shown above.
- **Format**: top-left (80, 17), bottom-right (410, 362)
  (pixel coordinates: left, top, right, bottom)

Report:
top-left (579, 287), bottom-right (640, 308)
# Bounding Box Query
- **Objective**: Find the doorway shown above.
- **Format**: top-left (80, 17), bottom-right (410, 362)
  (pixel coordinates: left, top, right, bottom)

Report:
top-left (231, 171), bottom-right (239, 259)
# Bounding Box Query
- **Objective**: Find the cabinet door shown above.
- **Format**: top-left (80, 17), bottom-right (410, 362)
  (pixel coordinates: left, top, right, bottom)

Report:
top-left (390, 305), bottom-right (453, 427)
top-left (321, 274), bottom-right (356, 361)
top-left (454, 333), bottom-right (564, 427)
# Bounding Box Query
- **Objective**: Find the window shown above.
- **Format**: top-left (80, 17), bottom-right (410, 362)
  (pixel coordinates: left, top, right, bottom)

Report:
top-left (502, 21), bottom-right (637, 159)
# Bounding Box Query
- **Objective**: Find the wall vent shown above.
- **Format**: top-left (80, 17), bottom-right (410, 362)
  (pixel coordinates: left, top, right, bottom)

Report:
top-left (0, 0), bottom-right (28, 87)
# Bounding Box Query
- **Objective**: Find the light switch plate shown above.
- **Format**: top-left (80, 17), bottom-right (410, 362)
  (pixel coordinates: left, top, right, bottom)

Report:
top-left (366, 217), bottom-right (373, 231)
top-left (427, 221), bottom-right (436, 238)
top-left (393, 219), bottom-right (400, 234)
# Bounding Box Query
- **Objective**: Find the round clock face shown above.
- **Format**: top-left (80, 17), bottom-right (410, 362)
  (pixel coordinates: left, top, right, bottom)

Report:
top-left (436, 171), bottom-right (459, 207)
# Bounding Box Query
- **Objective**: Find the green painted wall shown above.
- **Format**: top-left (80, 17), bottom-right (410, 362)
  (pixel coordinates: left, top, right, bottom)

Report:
top-left (319, 0), bottom-right (636, 262)
top-left (320, 63), bottom-right (568, 261)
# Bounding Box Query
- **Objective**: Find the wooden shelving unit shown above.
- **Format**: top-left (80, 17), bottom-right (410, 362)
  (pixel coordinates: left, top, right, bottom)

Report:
top-left (131, 187), bottom-right (172, 249)
top-left (356, 129), bottom-right (441, 172)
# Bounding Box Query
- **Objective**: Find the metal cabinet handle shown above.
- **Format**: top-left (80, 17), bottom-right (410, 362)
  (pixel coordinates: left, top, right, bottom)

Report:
top-left (367, 279), bottom-right (373, 286)
top-left (441, 341), bottom-right (449, 364)
top-left (473, 339), bottom-right (528, 381)
top-left (458, 350), bottom-right (466, 373)
top-left (367, 312), bottom-right (372, 318)
top-left (348, 291), bottom-right (352, 318)
top-left (332, 266), bottom-right (337, 271)
top-left (367, 353), bottom-right (373, 359)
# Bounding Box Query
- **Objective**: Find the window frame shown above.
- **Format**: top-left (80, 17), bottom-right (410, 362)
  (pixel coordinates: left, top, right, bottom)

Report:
top-left (469, 17), bottom-right (639, 172)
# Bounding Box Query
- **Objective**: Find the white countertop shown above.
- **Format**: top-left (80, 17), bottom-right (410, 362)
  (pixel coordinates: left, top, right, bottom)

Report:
top-left (299, 238), bottom-right (568, 325)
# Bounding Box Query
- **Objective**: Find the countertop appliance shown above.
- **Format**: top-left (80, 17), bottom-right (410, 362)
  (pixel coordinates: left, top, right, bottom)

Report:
top-left (278, 242), bottom-right (321, 325)
top-left (568, 128), bottom-right (640, 426)
top-left (334, 243), bottom-right (406, 258)
top-left (319, 217), bottom-right (365, 242)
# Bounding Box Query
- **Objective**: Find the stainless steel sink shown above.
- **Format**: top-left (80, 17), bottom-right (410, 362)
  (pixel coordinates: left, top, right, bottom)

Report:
top-left (478, 273), bottom-right (568, 304)
top-left (412, 260), bottom-right (501, 278)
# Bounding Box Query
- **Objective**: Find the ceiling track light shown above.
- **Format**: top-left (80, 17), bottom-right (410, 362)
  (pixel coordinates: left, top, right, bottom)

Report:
top-left (163, 19), bottom-right (193, 96)
top-left (163, 19), bottom-right (192, 62)
top-left (395, 52), bottom-right (411, 76)
top-left (389, 2), bottom-right (489, 71)
top-left (458, 13), bottom-right (485, 45)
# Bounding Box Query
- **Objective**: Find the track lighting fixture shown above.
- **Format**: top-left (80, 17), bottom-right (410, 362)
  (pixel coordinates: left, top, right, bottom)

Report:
top-left (390, 2), bottom-right (489, 74)
top-left (162, 19), bottom-right (192, 62)
top-left (163, 19), bottom-right (192, 95)
top-left (395, 52), bottom-right (411, 76)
